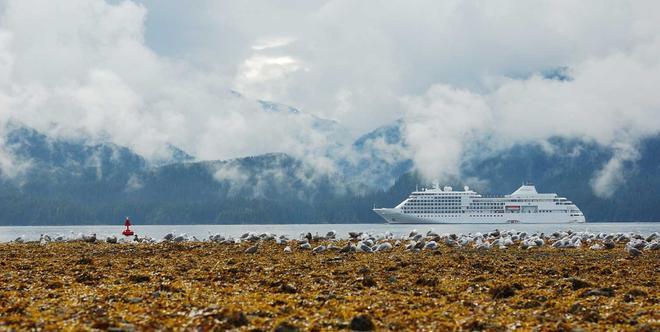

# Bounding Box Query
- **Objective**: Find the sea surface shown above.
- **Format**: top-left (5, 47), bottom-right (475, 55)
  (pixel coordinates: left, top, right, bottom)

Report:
top-left (1, 222), bottom-right (659, 243)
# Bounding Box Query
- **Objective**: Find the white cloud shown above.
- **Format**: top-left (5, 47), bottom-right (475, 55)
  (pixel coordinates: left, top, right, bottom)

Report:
top-left (252, 37), bottom-right (296, 51)
top-left (125, 173), bottom-right (144, 192)
top-left (590, 143), bottom-right (640, 198)
top-left (0, 0), bottom-right (347, 175)
top-left (0, 0), bottom-right (658, 195)
top-left (402, 85), bottom-right (492, 180)
top-left (401, 34), bottom-right (660, 188)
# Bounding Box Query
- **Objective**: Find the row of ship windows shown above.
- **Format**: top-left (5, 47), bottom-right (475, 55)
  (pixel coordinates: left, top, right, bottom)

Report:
top-left (408, 199), bottom-right (460, 202)
top-left (405, 210), bottom-right (569, 214)
top-left (408, 199), bottom-right (569, 204)
top-left (406, 203), bottom-right (460, 206)
top-left (408, 203), bottom-right (567, 208)
top-left (404, 206), bottom-right (461, 210)
top-left (410, 197), bottom-right (569, 202)
top-left (509, 199), bottom-right (572, 203)
top-left (414, 214), bottom-right (504, 217)
top-left (416, 215), bottom-right (464, 217)
top-left (411, 193), bottom-right (465, 196)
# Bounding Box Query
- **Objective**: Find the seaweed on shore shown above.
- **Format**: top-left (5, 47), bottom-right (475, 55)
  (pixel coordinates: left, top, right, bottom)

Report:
top-left (0, 241), bottom-right (658, 331)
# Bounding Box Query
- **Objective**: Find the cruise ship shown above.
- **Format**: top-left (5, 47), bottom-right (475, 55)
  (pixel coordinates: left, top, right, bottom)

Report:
top-left (373, 183), bottom-right (585, 224)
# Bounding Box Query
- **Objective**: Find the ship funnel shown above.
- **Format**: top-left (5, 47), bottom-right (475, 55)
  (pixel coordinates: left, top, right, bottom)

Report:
top-left (464, 185), bottom-right (469, 191)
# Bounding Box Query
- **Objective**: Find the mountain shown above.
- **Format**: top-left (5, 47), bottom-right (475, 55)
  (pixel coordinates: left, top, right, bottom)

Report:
top-left (457, 136), bottom-right (660, 221)
top-left (347, 119), bottom-right (412, 188)
top-left (0, 122), bottom-right (659, 225)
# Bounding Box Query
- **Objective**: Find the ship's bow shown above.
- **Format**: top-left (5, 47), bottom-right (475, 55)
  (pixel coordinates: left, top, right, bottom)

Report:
top-left (373, 208), bottom-right (406, 223)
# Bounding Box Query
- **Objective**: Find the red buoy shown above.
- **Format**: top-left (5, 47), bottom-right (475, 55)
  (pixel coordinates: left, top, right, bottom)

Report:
top-left (122, 217), bottom-right (135, 236)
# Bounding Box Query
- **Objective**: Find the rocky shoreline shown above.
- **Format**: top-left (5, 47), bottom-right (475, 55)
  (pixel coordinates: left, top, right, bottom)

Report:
top-left (1, 230), bottom-right (658, 331)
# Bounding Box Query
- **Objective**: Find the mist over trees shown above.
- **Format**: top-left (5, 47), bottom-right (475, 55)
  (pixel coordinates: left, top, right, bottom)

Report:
top-left (0, 126), bottom-right (658, 226)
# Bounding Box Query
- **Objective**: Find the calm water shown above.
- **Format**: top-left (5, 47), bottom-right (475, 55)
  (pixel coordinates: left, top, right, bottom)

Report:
top-left (1, 222), bottom-right (659, 242)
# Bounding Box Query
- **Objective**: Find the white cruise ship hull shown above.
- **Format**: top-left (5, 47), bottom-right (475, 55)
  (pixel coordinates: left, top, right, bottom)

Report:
top-left (372, 183), bottom-right (587, 224)
top-left (374, 208), bottom-right (586, 224)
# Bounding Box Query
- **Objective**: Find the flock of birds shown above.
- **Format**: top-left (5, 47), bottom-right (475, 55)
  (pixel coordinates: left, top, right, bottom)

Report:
top-left (13, 229), bottom-right (658, 257)
top-left (236, 229), bottom-right (660, 257)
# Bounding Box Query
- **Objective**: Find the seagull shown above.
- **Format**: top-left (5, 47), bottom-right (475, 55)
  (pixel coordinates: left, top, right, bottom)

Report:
top-left (357, 242), bottom-right (373, 253)
top-left (589, 244), bottom-right (604, 250)
top-left (424, 241), bottom-right (438, 250)
top-left (405, 241), bottom-right (416, 250)
top-left (409, 229), bottom-right (418, 238)
top-left (245, 244), bottom-right (258, 254)
top-left (313, 245), bottom-right (327, 253)
top-left (476, 242), bottom-right (492, 251)
top-left (375, 242), bottom-right (393, 252)
top-left (209, 234), bottom-right (225, 243)
top-left (444, 238), bottom-right (458, 247)
top-left (573, 238), bottom-right (582, 248)
top-left (340, 243), bottom-right (356, 253)
top-left (348, 232), bottom-right (361, 239)
top-left (626, 246), bottom-right (642, 257)
top-left (82, 233), bottom-right (97, 243)
top-left (629, 240), bottom-right (647, 250)
top-left (284, 246), bottom-right (292, 253)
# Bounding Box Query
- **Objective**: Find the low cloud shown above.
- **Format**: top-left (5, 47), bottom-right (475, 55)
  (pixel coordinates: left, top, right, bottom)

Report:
top-left (0, 0), bottom-right (658, 196)
top-left (590, 143), bottom-right (640, 198)
top-left (125, 173), bottom-right (144, 192)
top-left (401, 34), bottom-right (660, 190)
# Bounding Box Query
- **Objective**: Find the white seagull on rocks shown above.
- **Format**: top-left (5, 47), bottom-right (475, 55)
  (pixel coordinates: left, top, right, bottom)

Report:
top-left (375, 242), bottom-right (393, 252)
top-left (424, 241), bottom-right (438, 250)
top-left (357, 242), bottom-right (373, 253)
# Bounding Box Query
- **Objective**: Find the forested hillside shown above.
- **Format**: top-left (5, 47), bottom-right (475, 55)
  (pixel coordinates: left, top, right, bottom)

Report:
top-left (1, 126), bottom-right (659, 225)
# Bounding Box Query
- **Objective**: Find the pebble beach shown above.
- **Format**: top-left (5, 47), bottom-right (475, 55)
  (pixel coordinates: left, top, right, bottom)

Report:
top-left (1, 230), bottom-right (658, 331)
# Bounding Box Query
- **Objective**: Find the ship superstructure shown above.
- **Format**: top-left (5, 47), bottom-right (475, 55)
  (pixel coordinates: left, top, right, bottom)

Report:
top-left (373, 183), bottom-right (585, 224)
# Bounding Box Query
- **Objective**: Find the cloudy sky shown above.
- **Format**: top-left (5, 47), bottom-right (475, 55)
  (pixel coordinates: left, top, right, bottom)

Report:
top-left (1, 0), bottom-right (659, 193)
